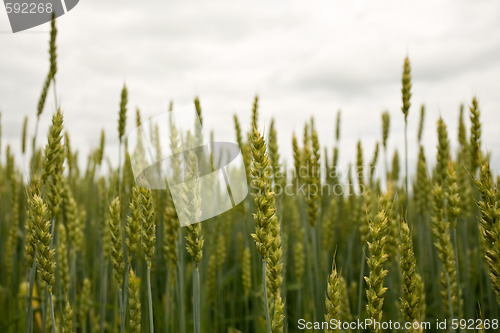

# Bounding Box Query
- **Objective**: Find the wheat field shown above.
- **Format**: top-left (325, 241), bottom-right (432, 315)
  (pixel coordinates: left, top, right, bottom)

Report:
top-left (1, 18), bottom-right (500, 333)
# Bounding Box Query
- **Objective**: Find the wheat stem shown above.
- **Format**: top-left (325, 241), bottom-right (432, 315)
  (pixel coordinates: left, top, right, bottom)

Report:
top-left (262, 258), bottom-right (271, 333)
top-left (147, 265), bottom-right (154, 333)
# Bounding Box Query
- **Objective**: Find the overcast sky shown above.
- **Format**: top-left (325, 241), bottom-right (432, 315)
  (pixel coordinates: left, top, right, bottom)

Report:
top-left (1, 0), bottom-right (500, 181)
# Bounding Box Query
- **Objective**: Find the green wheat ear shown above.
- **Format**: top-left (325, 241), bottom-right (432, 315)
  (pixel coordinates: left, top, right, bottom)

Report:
top-left (140, 187), bottom-right (156, 267)
top-left (414, 146), bottom-right (431, 218)
top-left (29, 194), bottom-right (56, 289)
top-left (335, 109), bottom-right (341, 141)
top-left (127, 186), bottom-right (142, 263)
top-left (475, 162), bottom-right (500, 303)
top-left (37, 74), bottom-right (52, 119)
top-left (325, 259), bottom-right (341, 333)
top-left (0, 111), bottom-right (2, 156)
top-left (266, 201), bottom-right (283, 309)
top-left (250, 127), bottom-right (274, 258)
top-left (206, 253), bottom-right (217, 301)
top-left (79, 278), bottom-right (92, 330)
top-left (400, 219), bottom-right (424, 325)
top-left (339, 275), bottom-right (352, 324)
top-left (446, 162), bottom-right (461, 229)
top-left (401, 56), bottom-right (412, 121)
top-left (234, 114), bottom-right (251, 184)
top-left (42, 109), bottom-right (65, 219)
top-left (57, 224), bottom-right (69, 296)
top-left (457, 104), bottom-right (467, 148)
top-left (417, 105), bottom-right (425, 143)
top-left (63, 300), bottom-right (73, 333)
top-left (107, 197), bottom-right (124, 286)
top-left (163, 191), bottom-right (179, 282)
top-left (391, 150), bottom-right (400, 182)
top-left (22, 116), bottom-right (28, 154)
top-left (25, 179), bottom-right (41, 271)
top-left (128, 269), bottom-right (141, 333)
top-left (37, 16), bottom-right (57, 118)
top-left (271, 290), bottom-right (284, 333)
top-left (94, 129), bottom-right (105, 166)
top-left (64, 187), bottom-right (84, 254)
top-left (194, 96), bottom-right (203, 123)
top-left (365, 210), bottom-right (389, 333)
top-left (49, 16), bottom-right (57, 77)
top-left (431, 183), bottom-right (461, 319)
top-left (435, 117), bottom-right (450, 188)
top-left (118, 83), bottom-right (128, 143)
top-left (183, 151), bottom-right (204, 264)
top-left (306, 128), bottom-right (320, 227)
top-left (469, 97), bottom-right (482, 173)
top-left (242, 246), bottom-right (252, 298)
top-left (368, 142), bottom-right (379, 186)
top-left (250, 94), bottom-right (259, 131)
top-left (290, 197), bottom-right (305, 285)
top-left (292, 131), bottom-right (301, 185)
